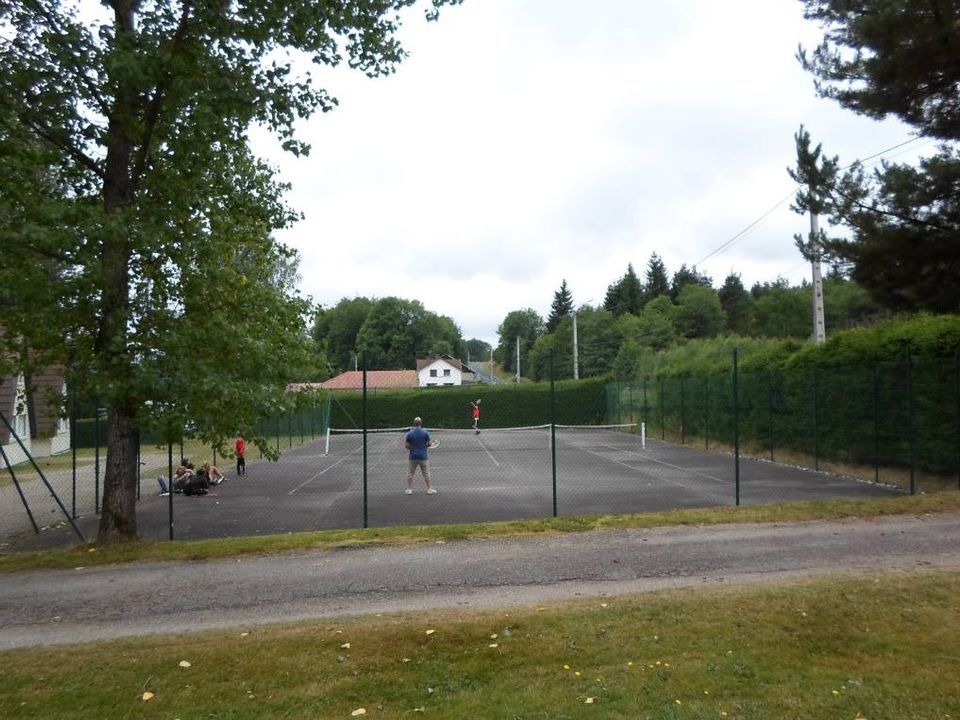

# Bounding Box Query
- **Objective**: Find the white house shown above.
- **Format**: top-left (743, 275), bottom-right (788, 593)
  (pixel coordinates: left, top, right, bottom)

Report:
top-left (416, 356), bottom-right (476, 388)
top-left (0, 368), bottom-right (70, 465)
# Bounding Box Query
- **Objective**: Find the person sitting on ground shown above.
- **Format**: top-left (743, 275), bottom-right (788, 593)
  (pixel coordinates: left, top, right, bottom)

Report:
top-left (172, 460), bottom-right (195, 493)
top-left (186, 463), bottom-right (211, 495)
top-left (203, 461), bottom-right (225, 485)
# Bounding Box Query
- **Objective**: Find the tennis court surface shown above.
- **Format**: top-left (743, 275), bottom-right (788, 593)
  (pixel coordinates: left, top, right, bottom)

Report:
top-left (117, 425), bottom-right (900, 542)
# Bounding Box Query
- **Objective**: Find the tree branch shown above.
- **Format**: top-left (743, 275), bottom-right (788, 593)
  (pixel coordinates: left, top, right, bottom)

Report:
top-left (131, 0), bottom-right (197, 190)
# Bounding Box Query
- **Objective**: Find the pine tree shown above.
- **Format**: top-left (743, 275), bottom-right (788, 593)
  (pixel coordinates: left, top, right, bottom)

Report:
top-left (604, 264), bottom-right (642, 316)
top-left (797, 0), bottom-right (960, 312)
top-left (642, 253), bottom-right (670, 306)
top-left (546, 279), bottom-right (574, 332)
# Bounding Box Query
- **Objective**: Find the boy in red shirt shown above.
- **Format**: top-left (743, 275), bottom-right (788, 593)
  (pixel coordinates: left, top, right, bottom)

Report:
top-left (235, 432), bottom-right (246, 476)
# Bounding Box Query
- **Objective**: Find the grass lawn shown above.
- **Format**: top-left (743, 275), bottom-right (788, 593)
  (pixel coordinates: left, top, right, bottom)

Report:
top-left (1, 568), bottom-right (957, 719)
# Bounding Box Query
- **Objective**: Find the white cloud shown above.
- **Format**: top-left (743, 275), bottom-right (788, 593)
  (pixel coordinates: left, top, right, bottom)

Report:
top-left (254, 0), bottom-right (922, 346)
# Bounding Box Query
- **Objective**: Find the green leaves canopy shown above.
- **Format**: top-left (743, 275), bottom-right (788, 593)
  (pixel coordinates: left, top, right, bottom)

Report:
top-left (0, 0), bottom-right (460, 541)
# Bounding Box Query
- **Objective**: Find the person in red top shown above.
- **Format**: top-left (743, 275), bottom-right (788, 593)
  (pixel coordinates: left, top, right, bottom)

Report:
top-left (235, 432), bottom-right (247, 476)
top-left (471, 399), bottom-right (481, 434)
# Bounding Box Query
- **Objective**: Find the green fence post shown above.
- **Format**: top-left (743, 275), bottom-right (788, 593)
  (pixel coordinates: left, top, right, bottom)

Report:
top-left (643, 377), bottom-right (648, 430)
top-left (768, 372), bottom-right (775, 462)
top-left (680, 377), bottom-right (686, 445)
top-left (550, 349), bottom-right (557, 518)
top-left (907, 354), bottom-right (916, 495)
top-left (955, 351), bottom-right (960, 490)
top-left (70, 388), bottom-right (77, 518)
top-left (704, 376), bottom-right (710, 450)
top-left (659, 377), bottom-right (665, 440)
top-left (167, 441), bottom-right (174, 541)
top-left (733, 349), bottom-right (740, 506)
top-left (362, 355), bottom-right (368, 529)
top-left (94, 405), bottom-right (101, 514)
top-left (813, 368), bottom-right (820, 472)
top-left (873, 362), bottom-right (881, 484)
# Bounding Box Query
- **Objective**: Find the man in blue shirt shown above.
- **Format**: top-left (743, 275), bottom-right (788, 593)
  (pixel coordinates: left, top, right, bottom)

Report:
top-left (404, 416), bottom-right (436, 495)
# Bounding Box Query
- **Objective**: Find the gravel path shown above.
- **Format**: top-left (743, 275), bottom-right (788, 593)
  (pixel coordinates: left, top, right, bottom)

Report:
top-left (2, 513), bottom-right (959, 649)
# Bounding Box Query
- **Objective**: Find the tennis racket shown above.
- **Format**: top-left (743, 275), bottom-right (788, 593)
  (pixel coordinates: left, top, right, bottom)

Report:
top-left (427, 439), bottom-right (442, 449)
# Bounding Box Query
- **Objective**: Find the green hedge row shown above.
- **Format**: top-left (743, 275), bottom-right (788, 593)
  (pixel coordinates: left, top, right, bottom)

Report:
top-left (328, 378), bottom-right (610, 430)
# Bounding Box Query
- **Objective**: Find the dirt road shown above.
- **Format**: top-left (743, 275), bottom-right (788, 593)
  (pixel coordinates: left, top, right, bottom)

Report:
top-left (2, 513), bottom-right (959, 649)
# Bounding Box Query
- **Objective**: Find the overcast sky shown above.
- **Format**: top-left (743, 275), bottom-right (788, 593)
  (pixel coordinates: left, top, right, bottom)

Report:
top-left (250, 0), bottom-right (925, 347)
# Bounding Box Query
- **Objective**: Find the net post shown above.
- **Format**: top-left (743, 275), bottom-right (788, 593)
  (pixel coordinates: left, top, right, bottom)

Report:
top-left (325, 424), bottom-right (332, 455)
top-left (641, 421), bottom-right (646, 450)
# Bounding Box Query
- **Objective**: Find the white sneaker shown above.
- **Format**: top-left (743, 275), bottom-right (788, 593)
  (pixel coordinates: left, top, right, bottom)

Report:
top-left (404, 488), bottom-right (413, 495)
top-left (426, 488), bottom-right (437, 495)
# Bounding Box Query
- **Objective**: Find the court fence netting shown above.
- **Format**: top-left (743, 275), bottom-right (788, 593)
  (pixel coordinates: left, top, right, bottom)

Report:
top-left (3, 350), bottom-right (958, 548)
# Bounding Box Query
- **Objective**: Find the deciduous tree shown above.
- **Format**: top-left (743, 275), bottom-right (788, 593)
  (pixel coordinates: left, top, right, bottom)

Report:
top-left (0, 0), bottom-right (460, 541)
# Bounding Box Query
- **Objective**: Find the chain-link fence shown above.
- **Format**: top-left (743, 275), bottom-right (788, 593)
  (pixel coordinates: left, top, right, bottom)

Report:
top-left (0, 396), bottom-right (331, 545)
top-left (609, 353), bottom-right (960, 494)
top-left (6, 351), bottom-right (956, 549)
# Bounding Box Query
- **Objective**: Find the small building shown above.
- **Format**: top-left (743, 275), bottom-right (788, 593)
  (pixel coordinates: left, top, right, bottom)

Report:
top-left (0, 368), bottom-right (70, 464)
top-left (416, 356), bottom-right (476, 388)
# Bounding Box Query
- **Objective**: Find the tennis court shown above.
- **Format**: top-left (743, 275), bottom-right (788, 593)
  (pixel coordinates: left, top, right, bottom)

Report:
top-left (120, 424), bottom-right (901, 542)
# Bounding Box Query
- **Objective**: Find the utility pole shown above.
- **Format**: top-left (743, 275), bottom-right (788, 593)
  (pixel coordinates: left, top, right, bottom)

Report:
top-left (810, 209), bottom-right (826, 345)
top-left (572, 311), bottom-right (579, 380)
top-left (515, 336), bottom-right (520, 382)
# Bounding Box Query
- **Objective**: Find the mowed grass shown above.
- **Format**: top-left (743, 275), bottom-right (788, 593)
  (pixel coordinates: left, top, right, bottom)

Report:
top-left (2, 569), bottom-right (958, 719)
top-left (2, 491), bottom-right (959, 573)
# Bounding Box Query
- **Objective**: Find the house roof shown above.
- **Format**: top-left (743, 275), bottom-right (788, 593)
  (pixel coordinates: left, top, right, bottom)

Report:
top-left (291, 370), bottom-right (419, 391)
top-left (416, 355), bottom-right (473, 373)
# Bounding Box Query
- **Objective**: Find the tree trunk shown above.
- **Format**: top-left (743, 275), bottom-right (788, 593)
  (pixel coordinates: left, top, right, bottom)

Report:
top-left (95, 0), bottom-right (140, 543)
top-left (97, 402), bottom-right (140, 542)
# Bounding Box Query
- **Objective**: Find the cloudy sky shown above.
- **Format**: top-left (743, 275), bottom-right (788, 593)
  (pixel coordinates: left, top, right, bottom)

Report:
top-left (250, 0), bottom-right (925, 347)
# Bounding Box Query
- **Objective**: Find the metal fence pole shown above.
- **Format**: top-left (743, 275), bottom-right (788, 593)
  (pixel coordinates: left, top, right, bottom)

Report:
top-left (955, 351), bottom-right (960, 490)
top-left (94, 405), bottom-right (100, 514)
top-left (767, 372), bottom-right (775, 462)
top-left (873, 362), bottom-right (881, 484)
top-left (907, 353), bottom-right (916, 495)
top-left (733, 349), bottom-right (740, 506)
top-left (550, 350), bottom-right (557, 518)
top-left (679, 377), bottom-right (686, 445)
top-left (704, 376), bottom-right (710, 450)
top-left (70, 389), bottom-right (77, 518)
top-left (813, 369), bottom-right (820, 472)
top-left (362, 355), bottom-right (368, 529)
top-left (642, 377), bottom-right (648, 429)
top-left (167, 441), bottom-right (174, 540)
top-left (659, 377), bottom-right (665, 440)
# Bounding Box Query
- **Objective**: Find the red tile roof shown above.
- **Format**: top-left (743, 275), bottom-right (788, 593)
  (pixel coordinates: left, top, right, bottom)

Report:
top-left (289, 371), bottom-right (418, 391)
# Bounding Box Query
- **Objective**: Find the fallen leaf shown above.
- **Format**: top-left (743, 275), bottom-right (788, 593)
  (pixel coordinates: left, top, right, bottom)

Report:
top-left (490, 634), bottom-right (498, 639)
top-left (351, 708), bottom-right (366, 716)
top-left (341, 642), bottom-right (351, 649)
top-left (585, 697), bottom-right (595, 704)
top-left (425, 629), bottom-right (435, 635)
top-left (563, 664), bottom-right (571, 670)
top-left (240, 632), bottom-right (249, 637)
top-left (488, 643), bottom-right (498, 648)
top-left (141, 692), bottom-right (154, 702)
top-left (600, 603), bottom-right (608, 608)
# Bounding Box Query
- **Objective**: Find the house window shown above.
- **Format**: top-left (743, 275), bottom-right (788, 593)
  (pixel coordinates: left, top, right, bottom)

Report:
top-left (443, 369), bottom-right (451, 377)
top-left (430, 369), bottom-right (437, 377)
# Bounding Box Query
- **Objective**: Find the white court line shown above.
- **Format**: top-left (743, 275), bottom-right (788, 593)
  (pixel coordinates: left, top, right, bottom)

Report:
top-left (568, 438), bottom-right (728, 487)
top-left (288, 451), bottom-right (357, 494)
top-left (475, 434), bottom-right (501, 467)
